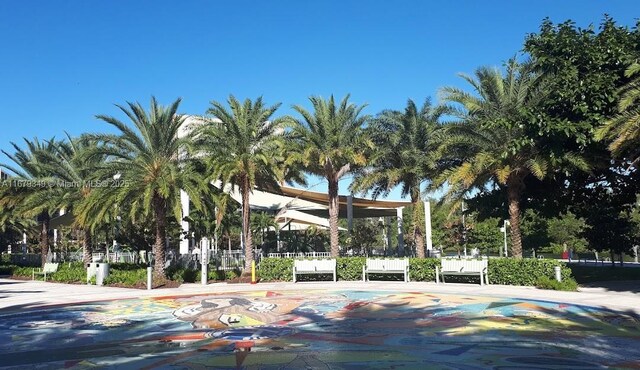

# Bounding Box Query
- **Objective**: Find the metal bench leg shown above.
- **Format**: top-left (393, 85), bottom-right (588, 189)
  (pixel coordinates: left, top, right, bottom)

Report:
top-left (333, 270), bottom-right (337, 282)
top-left (362, 266), bottom-right (366, 282)
top-left (435, 267), bottom-right (440, 284)
top-left (292, 267), bottom-right (296, 283)
top-left (480, 272), bottom-right (483, 286)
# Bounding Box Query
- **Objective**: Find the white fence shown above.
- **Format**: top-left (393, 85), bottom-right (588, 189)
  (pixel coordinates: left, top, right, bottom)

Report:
top-left (268, 251), bottom-right (331, 258)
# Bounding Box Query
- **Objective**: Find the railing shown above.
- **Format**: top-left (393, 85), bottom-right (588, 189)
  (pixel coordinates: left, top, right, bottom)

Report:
top-left (92, 252), bottom-right (140, 263)
top-left (267, 251), bottom-right (331, 258)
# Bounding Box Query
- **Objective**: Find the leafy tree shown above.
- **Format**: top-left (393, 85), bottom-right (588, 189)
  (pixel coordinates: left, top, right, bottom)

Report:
top-left (547, 211), bottom-right (589, 253)
top-left (351, 99), bottom-right (448, 257)
top-left (519, 208), bottom-right (549, 254)
top-left (197, 96), bottom-right (286, 271)
top-left (81, 97), bottom-right (208, 278)
top-left (438, 59), bottom-right (588, 258)
top-left (348, 218), bottom-right (381, 257)
top-left (467, 216), bottom-right (503, 256)
top-left (286, 95), bottom-right (371, 257)
top-left (523, 17), bottom-right (640, 243)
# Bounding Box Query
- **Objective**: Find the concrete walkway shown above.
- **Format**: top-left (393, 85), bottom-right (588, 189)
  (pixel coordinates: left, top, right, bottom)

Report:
top-left (1, 277), bottom-right (639, 314)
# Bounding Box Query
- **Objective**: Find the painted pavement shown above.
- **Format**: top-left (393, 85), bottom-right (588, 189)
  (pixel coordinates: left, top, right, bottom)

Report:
top-left (0, 290), bottom-right (639, 369)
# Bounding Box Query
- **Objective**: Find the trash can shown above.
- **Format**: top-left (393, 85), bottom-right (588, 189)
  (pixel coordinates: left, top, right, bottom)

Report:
top-left (96, 263), bottom-right (110, 286)
top-left (87, 262), bottom-right (99, 284)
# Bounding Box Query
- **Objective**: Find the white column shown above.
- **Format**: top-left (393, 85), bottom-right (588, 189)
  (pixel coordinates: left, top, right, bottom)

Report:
top-left (347, 194), bottom-right (353, 234)
top-left (396, 207), bottom-right (404, 256)
top-left (179, 190), bottom-right (190, 254)
top-left (424, 201), bottom-right (433, 256)
top-left (22, 232), bottom-right (27, 253)
top-left (53, 229), bottom-right (58, 248)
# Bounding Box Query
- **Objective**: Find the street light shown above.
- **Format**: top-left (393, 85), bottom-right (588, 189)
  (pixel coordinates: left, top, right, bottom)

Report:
top-left (499, 220), bottom-right (510, 257)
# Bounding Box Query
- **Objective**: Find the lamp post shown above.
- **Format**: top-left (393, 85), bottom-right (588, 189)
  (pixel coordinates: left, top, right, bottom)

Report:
top-left (499, 220), bottom-right (509, 257)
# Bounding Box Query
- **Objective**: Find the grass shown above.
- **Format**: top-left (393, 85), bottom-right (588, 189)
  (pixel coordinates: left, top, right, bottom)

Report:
top-left (568, 264), bottom-right (640, 284)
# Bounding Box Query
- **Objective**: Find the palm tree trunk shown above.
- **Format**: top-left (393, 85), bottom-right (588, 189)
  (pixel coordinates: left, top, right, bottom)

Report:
top-left (82, 229), bottom-right (92, 266)
top-left (152, 192), bottom-right (167, 279)
top-left (507, 180), bottom-right (524, 258)
top-left (39, 212), bottom-right (50, 267)
top-left (412, 193), bottom-right (425, 258)
top-left (328, 176), bottom-right (340, 257)
top-left (242, 176), bottom-right (253, 271)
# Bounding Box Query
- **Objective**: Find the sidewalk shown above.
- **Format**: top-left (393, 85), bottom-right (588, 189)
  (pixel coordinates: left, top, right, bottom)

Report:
top-left (1, 278), bottom-right (639, 314)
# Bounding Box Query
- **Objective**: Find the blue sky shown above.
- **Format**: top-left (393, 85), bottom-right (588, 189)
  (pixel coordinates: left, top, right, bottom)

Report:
top-left (0, 1), bottom-right (638, 198)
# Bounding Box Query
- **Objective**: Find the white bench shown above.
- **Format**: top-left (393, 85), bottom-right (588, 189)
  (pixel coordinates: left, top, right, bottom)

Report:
top-left (32, 263), bottom-right (59, 281)
top-left (293, 259), bottom-right (336, 282)
top-left (436, 258), bottom-right (488, 285)
top-left (362, 258), bottom-right (410, 282)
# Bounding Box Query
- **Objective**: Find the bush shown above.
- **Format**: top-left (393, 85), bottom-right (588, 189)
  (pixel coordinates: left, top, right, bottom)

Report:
top-left (535, 276), bottom-right (578, 291)
top-left (259, 258), bottom-right (294, 281)
top-left (337, 257), bottom-right (365, 280)
top-left (488, 258), bottom-right (572, 286)
top-left (49, 263), bottom-right (86, 283)
top-left (103, 268), bottom-right (147, 286)
top-left (409, 258), bottom-right (440, 282)
top-left (259, 257), bottom-right (440, 282)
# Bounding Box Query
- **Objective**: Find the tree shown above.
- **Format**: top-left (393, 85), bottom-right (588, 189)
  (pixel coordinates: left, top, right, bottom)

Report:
top-left (81, 97), bottom-right (208, 279)
top-left (1, 138), bottom-right (63, 266)
top-left (438, 59), bottom-right (588, 258)
top-left (523, 17), bottom-right (640, 255)
top-left (547, 211), bottom-right (589, 253)
top-left (287, 95), bottom-right (371, 257)
top-left (597, 62), bottom-right (640, 163)
top-left (351, 99), bottom-right (447, 257)
top-left (38, 134), bottom-right (106, 265)
top-left (197, 96), bottom-right (286, 271)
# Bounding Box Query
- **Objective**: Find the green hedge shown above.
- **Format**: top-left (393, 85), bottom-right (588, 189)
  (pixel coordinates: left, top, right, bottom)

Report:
top-left (259, 258), bottom-right (294, 281)
top-left (259, 256), bottom-right (573, 287)
top-left (259, 257), bottom-right (441, 282)
top-left (488, 258), bottom-right (572, 286)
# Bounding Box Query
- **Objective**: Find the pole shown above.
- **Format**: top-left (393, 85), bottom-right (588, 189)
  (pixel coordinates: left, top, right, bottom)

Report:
top-left (424, 201), bottom-right (433, 257)
top-left (503, 220), bottom-right (509, 257)
top-left (147, 266), bottom-right (153, 290)
top-left (251, 260), bottom-right (256, 284)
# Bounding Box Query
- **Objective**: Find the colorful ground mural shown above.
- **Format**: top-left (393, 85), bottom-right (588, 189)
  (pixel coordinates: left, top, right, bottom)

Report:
top-left (0, 290), bottom-right (639, 369)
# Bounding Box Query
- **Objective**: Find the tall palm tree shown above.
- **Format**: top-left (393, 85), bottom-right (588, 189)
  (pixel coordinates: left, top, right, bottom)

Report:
top-left (79, 97), bottom-right (208, 278)
top-left (351, 99), bottom-right (448, 257)
top-left (596, 62), bottom-right (640, 163)
top-left (1, 138), bottom-right (63, 266)
top-left (38, 134), bottom-right (106, 265)
top-left (438, 60), bottom-right (588, 258)
top-left (196, 96), bottom-right (286, 271)
top-left (287, 95), bottom-right (371, 257)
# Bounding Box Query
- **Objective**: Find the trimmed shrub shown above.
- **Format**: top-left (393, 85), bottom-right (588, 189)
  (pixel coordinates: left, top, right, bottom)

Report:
top-left (49, 263), bottom-right (86, 283)
top-left (535, 276), bottom-right (578, 291)
top-left (337, 257), bottom-right (366, 280)
top-left (259, 257), bottom-right (440, 282)
top-left (488, 258), bottom-right (572, 286)
top-left (408, 258), bottom-right (440, 282)
top-left (259, 258), bottom-right (294, 281)
top-left (103, 268), bottom-right (147, 286)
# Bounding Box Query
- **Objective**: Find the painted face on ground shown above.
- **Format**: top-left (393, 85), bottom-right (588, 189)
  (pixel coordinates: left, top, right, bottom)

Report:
top-left (173, 296), bottom-right (300, 329)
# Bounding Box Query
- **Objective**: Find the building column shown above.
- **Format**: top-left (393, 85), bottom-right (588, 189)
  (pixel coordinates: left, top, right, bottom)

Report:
top-left (396, 207), bottom-right (404, 256)
top-left (179, 190), bottom-right (190, 254)
top-left (424, 201), bottom-right (433, 257)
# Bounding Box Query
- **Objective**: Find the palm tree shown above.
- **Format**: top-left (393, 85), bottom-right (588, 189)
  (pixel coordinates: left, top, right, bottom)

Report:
top-left (438, 60), bottom-right (588, 258)
top-left (80, 97), bottom-right (208, 278)
top-left (287, 95), bottom-right (371, 257)
top-left (596, 62), bottom-right (640, 163)
top-left (196, 96), bottom-right (286, 272)
top-left (38, 134), bottom-right (106, 265)
top-left (351, 99), bottom-right (448, 257)
top-left (1, 138), bottom-right (63, 266)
